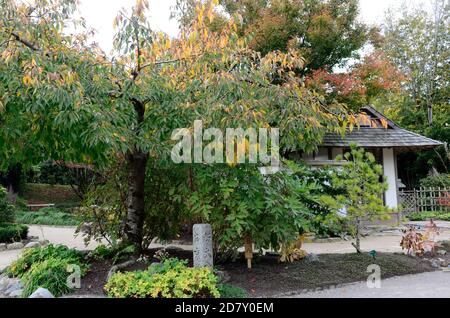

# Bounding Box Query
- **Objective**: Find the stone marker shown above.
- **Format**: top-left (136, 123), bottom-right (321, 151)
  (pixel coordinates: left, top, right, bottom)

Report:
top-left (193, 224), bottom-right (213, 268)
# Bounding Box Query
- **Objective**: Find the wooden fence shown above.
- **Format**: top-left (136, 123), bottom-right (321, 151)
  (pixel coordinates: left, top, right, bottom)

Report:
top-left (399, 187), bottom-right (450, 214)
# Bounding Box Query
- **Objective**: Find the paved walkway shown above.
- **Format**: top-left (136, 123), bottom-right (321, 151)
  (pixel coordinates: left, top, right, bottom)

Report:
top-left (292, 271), bottom-right (450, 298)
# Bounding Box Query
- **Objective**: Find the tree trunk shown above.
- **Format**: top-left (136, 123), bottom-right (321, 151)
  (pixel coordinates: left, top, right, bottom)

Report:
top-left (124, 98), bottom-right (148, 253)
top-left (352, 217), bottom-right (362, 254)
top-left (124, 151), bottom-right (148, 253)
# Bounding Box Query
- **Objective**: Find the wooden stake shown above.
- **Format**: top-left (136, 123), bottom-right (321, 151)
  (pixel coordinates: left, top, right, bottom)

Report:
top-left (244, 234), bottom-right (253, 270)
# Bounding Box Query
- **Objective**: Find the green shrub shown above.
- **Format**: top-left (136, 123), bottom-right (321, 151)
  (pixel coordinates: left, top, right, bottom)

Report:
top-left (21, 257), bottom-right (74, 297)
top-left (0, 186), bottom-right (15, 223)
top-left (0, 223), bottom-right (28, 243)
top-left (105, 258), bottom-right (220, 298)
top-left (408, 211), bottom-right (450, 221)
top-left (13, 197), bottom-right (28, 211)
top-left (15, 207), bottom-right (79, 226)
top-left (89, 244), bottom-right (135, 263)
top-left (218, 284), bottom-right (247, 298)
top-left (7, 244), bottom-right (87, 278)
top-left (419, 174), bottom-right (450, 188)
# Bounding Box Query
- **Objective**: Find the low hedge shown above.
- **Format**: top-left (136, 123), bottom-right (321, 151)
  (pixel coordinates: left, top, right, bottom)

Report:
top-left (15, 207), bottom-right (79, 226)
top-left (407, 211), bottom-right (450, 221)
top-left (0, 223), bottom-right (28, 243)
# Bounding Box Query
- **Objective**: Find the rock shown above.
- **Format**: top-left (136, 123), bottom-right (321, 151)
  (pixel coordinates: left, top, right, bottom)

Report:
top-left (5, 281), bottom-right (22, 295)
top-left (306, 253), bottom-right (319, 262)
top-left (28, 288), bottom-right (54, 298)
top-left (440, 260), bottom-right (449, 268)
top-left (24, 241), bottom-right (41, 249)
top-left (215, 270), bottom-right (231, 284)
top-left (164, 246), bottom-right (183, 252)
top-left (430, 260), bottom-right (440, 269)
top-left (7, 242), bottom-right (24, 250)
top-left (149, 262), bottom-right (163, 270)
top-left (8, 289), bottom-right (23, 297)
top-left (437, 249), bottom-right (447, 256)
top-left (0, 277), bottom-right (9, 292)
top-left (0, 243), bottom-right (6, 251)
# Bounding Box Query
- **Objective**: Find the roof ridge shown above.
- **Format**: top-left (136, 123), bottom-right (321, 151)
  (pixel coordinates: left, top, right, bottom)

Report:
top-left (397, 127), bottom-right (443, 144)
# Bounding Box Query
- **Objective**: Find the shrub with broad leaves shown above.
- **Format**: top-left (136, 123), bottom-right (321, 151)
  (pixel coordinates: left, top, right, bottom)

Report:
top-left (105, 258), bottom-right (220, 298)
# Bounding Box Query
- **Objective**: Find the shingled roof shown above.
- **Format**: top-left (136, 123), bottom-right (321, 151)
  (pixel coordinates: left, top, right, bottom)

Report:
top-left (322, 106), bottom-right (443, 149)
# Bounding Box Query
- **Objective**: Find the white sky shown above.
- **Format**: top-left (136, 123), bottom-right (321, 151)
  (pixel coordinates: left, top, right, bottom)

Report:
top-left (77, 0), bottom-right (430, 54)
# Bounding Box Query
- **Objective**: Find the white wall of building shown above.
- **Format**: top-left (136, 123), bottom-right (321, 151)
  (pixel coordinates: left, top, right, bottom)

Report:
top-left (382, 148), bottom-right (398, 208)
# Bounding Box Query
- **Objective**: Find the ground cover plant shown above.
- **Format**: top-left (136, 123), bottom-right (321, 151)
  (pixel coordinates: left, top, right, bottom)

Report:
top-left (15, 207), bottom-right (79, 226)
top-left (105, 258), bottom-right (220, 298)
top-left (6, 244), bottom-right (88, 297)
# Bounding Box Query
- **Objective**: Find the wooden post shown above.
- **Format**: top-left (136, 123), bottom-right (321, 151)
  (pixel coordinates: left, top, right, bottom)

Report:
top-left (244, 234), bottom-right (253, 270)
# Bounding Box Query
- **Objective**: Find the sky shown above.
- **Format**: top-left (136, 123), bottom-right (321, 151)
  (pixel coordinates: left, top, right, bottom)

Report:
top-left (76, 0), bottom-right (429, 54)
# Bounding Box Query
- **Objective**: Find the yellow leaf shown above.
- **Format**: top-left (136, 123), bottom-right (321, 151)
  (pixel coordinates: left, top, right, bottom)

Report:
top-left (22, 75), bottom-right (32, 86)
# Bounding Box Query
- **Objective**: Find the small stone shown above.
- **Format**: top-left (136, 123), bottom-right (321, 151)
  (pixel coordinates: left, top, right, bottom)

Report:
top-left (437, 250), bottom-right (447, 256)
top-left (28, 288), bottom-right (54, 298)
top-left (24, 242), bottom-right (40, 249)
top-left (8, 289), bottom-right (23, 297)
top-left (165, 246), bottom-right (183, 252)
top-left (5, 281), bottom-right (22, 295)
top-left (440, 260), bottom-right (449, 268)
top-left (430, 260), bottom-right (440, 269)
top-left (0, 243), bottom-right (6, 251)
top-left (306, 253), bottom-right (319, 262)
top-left (215, 270), bottom-right (231, 284)
top-left (7, 242), bottom-right (24, 250)
top-left (39, 240), bottom-right (50, 246)
top-left (149, 262), bottom-right (163, 270)
top-left (0, 277), bottom-right (9, 292)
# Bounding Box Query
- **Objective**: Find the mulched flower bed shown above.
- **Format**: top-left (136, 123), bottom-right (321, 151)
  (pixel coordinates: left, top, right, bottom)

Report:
top-left (72, 247), bottom-right (438, 298)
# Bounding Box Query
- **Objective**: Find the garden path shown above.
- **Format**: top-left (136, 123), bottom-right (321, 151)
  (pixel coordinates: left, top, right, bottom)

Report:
top-left (290, 271), bottom-right (450, 298)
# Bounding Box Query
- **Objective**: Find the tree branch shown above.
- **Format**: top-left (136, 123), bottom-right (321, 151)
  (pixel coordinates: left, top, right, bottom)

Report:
top-left (10, 32), bottom-right (40, 51)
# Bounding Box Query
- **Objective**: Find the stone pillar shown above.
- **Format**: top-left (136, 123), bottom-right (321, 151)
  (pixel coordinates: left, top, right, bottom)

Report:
top-left (382, 148), bottom-right (399, 208)
top-left (193, 224), bottom-right (213, 268)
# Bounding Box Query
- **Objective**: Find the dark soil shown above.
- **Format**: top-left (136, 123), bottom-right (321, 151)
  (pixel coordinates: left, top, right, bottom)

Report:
top-left (72, 248), bottom-right (436, 298)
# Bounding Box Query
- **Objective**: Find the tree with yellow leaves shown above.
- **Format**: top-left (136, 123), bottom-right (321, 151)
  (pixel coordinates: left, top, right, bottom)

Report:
top-left (0, 0), bottom-right (351, 252)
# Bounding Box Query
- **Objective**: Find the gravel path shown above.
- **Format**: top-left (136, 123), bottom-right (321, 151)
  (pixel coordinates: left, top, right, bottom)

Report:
top-left (291, 271), bottom-right (450, 298)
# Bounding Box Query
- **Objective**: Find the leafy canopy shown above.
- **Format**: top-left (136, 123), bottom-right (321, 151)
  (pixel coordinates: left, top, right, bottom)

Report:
top-left (0, 0), bottom-right (351, 171)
